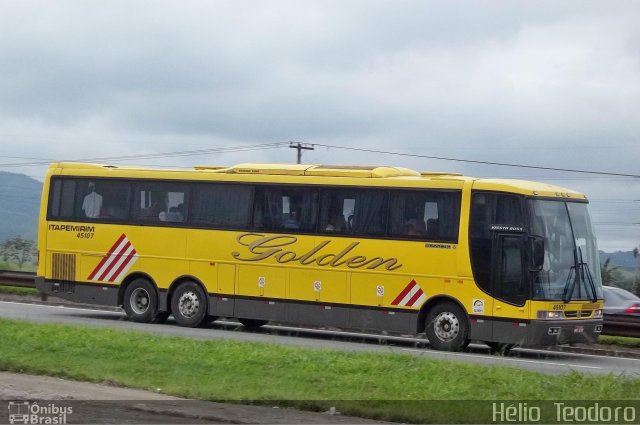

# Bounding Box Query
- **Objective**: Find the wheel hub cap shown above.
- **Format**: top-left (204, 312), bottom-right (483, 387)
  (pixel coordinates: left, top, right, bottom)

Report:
top-left (130, 288), bottom-right (150, 315)
top-left (434, 312), bottom-right (460, 341)
top-left (178, 291), bottom-right (200, 318)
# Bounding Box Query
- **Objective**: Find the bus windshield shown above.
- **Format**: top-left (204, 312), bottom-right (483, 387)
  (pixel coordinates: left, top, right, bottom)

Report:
top-left (529, 199), bottom-right (603, 301)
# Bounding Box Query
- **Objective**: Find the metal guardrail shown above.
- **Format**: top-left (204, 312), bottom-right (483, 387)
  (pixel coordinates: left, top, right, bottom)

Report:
top-left (0, 270), bottom-right (637, 338)
top-left (603, 315), bottom-right (640, 338)
top-left (0, 270), bottom-right (36, 288)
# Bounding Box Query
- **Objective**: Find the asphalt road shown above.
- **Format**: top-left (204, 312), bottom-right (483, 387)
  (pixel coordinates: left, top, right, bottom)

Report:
top-left (0, 372), bottom-right (384, 424)
top-left (2, 300), bottom-right (640, 377)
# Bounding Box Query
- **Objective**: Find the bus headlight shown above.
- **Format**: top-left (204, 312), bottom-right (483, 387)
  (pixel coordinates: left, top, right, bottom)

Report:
top-left (592, 309), bottom-right (603, 319)
top-left (537, 310), bottom-right (565, 320)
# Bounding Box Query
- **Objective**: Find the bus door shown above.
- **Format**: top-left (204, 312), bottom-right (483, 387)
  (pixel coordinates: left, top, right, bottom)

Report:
top-left (490, 226), bottom-right (529, 343)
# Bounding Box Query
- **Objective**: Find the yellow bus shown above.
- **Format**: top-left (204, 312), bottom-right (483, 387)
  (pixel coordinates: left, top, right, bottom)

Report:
top-left (36, 162), bottom-right (604, 352)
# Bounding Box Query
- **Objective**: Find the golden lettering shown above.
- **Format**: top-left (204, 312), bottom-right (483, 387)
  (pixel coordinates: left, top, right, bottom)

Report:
top-left (232, 233), bottom-right (298, 261)
top-left (363, 257), bottom-right (402, 271)
top-left (345, 256), bottom-right (367, 268)
top-left (232, 234), bottom-right (403, 271)
top-left (275, 251), bottom-right (298, 263)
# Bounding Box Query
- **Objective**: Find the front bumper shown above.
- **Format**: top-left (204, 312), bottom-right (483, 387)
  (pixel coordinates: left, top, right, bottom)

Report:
top-left (526, 319), bottom-right (603, 347)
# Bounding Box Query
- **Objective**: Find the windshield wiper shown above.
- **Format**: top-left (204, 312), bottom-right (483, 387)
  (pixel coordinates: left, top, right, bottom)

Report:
top-left (562, 263), bottom-right (576, 303)
top-left (561, 246), bottom-right (581, 303)
top-left (578, 247), bottom-right (599, 303)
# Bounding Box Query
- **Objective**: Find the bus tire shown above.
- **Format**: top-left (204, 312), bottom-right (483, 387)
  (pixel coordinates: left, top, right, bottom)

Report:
top-left (238, 318), bottom-right (268, 329)
top-left (123, 278), bottom-right (158, 323)
top-left (425, 302), bottom-right (469, 352)
top-left (171, 281), bottom-right (208, 327)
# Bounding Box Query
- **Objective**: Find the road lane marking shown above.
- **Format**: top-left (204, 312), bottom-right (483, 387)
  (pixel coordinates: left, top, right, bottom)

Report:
top-left (400, 348), bottom-right (602, 369)
top-left (0, 300), bottom-right (120, 314)
top-left (517, 347), bottom-right (640, 363)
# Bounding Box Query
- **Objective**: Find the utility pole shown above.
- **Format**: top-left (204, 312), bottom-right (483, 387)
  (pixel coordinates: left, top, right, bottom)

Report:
top-left (289, 142), bottom-right (314, 164)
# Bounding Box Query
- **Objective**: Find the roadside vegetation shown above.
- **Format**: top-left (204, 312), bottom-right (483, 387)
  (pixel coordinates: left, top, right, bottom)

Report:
top-left (597, 335), bottom-right (640, 349)
top-left (601, 248), bottom-right (640, 295)
top-left (1, 319), bottom-right (640, 423)
top-left (0, 236), bottom-right (37, 271)
top-left (0, 285), bottom-right (38, 296)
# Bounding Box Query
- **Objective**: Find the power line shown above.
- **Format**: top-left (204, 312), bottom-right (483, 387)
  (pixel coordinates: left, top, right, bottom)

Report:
top-left (314, 144), bottom-right (640, 178)
top-left (0, 155), bottom-right (50, 161)
top-left (2, 140), bottom-right (639, 180)
top-left (0, 142), bottom-right (287, 168)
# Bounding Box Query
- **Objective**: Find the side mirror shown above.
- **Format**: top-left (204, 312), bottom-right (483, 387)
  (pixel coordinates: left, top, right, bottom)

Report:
top-left (530, 236), bottom-right (545, 270)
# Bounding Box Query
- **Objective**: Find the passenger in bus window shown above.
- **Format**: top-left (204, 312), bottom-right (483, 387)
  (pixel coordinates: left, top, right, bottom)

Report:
top-left (152, 200), bottom-right (167, 221)
top-left (283, 208), bottom-right (301, 229)
top-left (164, 206), bottom-right (184, 222)
top-left (405, 219), bottom-right (425, 236)
top-left (175, 203), bottom-right (185, 222)
top-left (82, 182), bottom-right (103, 218)
top-left (325, 213), bottom-right (346, 232)
top-left (426, 218), bottom-right (440, 238)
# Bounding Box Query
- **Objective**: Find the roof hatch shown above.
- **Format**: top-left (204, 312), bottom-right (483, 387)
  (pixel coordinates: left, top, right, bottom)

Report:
top-left (220, 163), bottom-right (421, 178)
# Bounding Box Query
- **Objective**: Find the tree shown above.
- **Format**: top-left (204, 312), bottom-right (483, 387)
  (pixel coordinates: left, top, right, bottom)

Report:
top-left (0, 236), bottom-right (36, 270)
top-left (600, 258), bottom-right (619, 286)
top-left (632, 246), bottom-right (640, 296)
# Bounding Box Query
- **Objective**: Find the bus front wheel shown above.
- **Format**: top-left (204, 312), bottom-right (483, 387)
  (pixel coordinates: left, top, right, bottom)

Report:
top-left (171, 281), bottom-right (208, 327)
top-left (425, 302), bottom-right (469, 352)
top-left (123, 278), bottom-right (159, 323)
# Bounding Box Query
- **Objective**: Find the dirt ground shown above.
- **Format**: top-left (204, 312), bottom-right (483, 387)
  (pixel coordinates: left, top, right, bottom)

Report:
top-left (0, 372), bottom-right (388, 424)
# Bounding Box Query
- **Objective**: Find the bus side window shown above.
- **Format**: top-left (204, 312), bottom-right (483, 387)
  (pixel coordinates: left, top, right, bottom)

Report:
top-left (469, 192), bottom-right (524, 295)
top-left (469, 193), bottom-right (493, 293)
top-left (253, 186), bottom-right (318, 232)
top-left (69, 180), bottom-right (131, 220)
top-left (132, 182), bottom-right (187, 223)
top-left (320, 190), bottom-right (386, 236)
top-left (388, 191), bottom-right (460, 241)
top-left (191, 184), bottom-right (252, 229)
top-left (49, 178), bottom-right (77, 219)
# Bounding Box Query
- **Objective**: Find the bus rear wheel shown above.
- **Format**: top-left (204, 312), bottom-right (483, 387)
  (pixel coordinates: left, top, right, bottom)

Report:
top-left (123, 278), bottom-right (159, 323)
top-left (425, 302), bottom-right (469, 352)
top-left (171, 282), bottom-right (208, 327)
top-left (238, 318), bottom-right (268, 329)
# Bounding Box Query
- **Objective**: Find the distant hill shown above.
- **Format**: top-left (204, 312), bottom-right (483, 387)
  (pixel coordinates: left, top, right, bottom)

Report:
top-left (0, 172), bottom-right (42, 242)
top-left (599, 250), bottom-right (638, 269)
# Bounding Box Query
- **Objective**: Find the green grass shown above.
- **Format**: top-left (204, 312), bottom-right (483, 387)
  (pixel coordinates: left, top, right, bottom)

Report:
top-left (1, 319), bottom-right (640, 423)
top-left (0, 260), bottom-right (36, 272)
top-left (0, 285), bottom-right (38, 296)
top-left (598, 335), bottom-right (640, 348)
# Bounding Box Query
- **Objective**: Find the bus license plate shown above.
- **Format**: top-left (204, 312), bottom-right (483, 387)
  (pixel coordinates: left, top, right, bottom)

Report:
top-left (574, 326), bottom-right (584, 333)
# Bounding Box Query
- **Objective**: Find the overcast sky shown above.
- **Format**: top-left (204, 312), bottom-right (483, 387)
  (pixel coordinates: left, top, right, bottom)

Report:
top-left (0, 1), bottom-right (638, 251)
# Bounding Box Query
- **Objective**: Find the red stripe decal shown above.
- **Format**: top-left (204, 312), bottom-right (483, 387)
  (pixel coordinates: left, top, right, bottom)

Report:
top-left (108, 249), bottom-right (137, 282)
top-left (96, 241), bottom-right (131, 281)
top-left (391, 280), bottom-right (417, 305)
top-left (405, 288), bottom-right (424, 307)
top-left (87, 233), bottom-right (127, 280)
